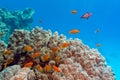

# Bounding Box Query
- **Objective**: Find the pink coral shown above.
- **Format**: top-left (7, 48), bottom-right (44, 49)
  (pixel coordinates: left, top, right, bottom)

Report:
top-left (52, 39), bottom-right (115, 80)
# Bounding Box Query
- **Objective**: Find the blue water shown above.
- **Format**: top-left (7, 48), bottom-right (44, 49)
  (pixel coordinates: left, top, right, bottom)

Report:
top-left (0, 0), bottom-right (120, 79)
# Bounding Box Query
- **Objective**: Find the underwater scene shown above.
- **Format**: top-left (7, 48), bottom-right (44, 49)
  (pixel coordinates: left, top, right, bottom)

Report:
top-left (0, 0), bottom-right (119, 80)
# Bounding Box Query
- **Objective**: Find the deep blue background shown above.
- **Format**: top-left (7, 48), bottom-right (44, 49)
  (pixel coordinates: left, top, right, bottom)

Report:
top-left (0, 0), bottom-right (120, 79)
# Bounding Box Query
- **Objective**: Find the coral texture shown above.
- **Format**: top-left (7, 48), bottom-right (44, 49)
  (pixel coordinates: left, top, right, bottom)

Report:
top-left (10, 67), bottom-right (35, 80)
top-left (0, 65), bottom-right (21, 80)
top-left (0, 41), bottom-right (7, 70)
top-left (0, 8), bottom-right (34, 43)
top-left (0, 27), bottom-right (115, 80)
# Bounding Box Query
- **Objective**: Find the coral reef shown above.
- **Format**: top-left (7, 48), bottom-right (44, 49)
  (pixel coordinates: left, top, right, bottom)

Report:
top-left (0, 65), bottom-right (21, 80)
top-left (10, 67), bottom-right (35, 80)
top-left (0, 41), bottom-right (7, 71)
top-left (0, 8), bottom-right (34, 43)
top-left (0, 27), bottom-right (115, 80)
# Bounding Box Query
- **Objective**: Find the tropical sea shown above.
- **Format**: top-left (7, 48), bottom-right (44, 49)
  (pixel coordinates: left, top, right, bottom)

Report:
top-left (0, 0), bottom-right (120, 79)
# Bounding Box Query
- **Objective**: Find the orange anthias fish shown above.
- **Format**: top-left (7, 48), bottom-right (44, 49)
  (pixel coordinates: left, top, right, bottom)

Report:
top-left (4, 49), bottom-right (12, 55)
top-left (54, 55), bottom-right (60, 63)
top-left (52, 47), bottom-right (59, 54)
top-left (23, 45), bottom-right (33, 52)
top-left (24, 61), bottom-right (33, 67)
top-left (81, 12), bottom-right (92, 19)
top-left (31, 52), bottom-right (41, 59)
top-left (96, 43), bottom-right (102, 47)
top-left (41, 54), bottom-right (50, 62)
top-left (44, 65), bottom-right (52, 72)
top-left (4, 58), bottom-right (14, 68)
top-left (52, 65), bottom-right (60, 72)
top-left (69, 29), bottom-right (80, 34)
top-left (71, 10), bottom-right (77, 14)
top-left (34, 65), bottom-right (43, 72)
top-left (60, 42), bottom-right (70, 49)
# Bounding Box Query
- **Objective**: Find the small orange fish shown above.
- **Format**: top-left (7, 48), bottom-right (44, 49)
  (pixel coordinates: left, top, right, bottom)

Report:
top-left (4, 58), bottom-right (14, 68)
top-left (4, 49), bottom-right (12, 55)
top-left (34, 65), bottom-right (43, 72)
top-left (60, 42), bottom-right (70, 49)
top-left (96, 43), bottom-right (101, 47)
top-left (31, 52), bottom-right (41, 58)
top-left (69, 29), bottom-right (80, 34)
top-left (54, 55), bottom-right (60, 63)
top-left (52, 65), bottom-right (60, 72)
top-left (23, 45), bottom-right (33, 52)
top-left (81, 12), bottom-right (92, 19)
top-left (44, 65), bottom-right (52, 72)
top-left (24, 61), bottom-right (33, 67)
top-left (71, 10), bottom-right (77, 14)
top-left (52, 47), bottom-right (59, 54)
top-left (41, 54), bottom-right (50, 62)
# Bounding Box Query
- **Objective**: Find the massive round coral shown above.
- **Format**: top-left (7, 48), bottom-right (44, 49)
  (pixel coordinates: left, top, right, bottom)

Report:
top-left (0, 27), bottom-right (115, 80)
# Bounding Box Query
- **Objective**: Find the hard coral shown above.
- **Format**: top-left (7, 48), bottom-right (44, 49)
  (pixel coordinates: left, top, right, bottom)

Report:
top-left (0, 65), bottom-right (21, 80)
top-left (0, 41), bottom-right (7, 71)
top-left (0, 26), bottom-right (115, 80)
top-left (10, 67), bottom-right (35, 80)
top-left (0, 8), bottom-right (34, 43)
